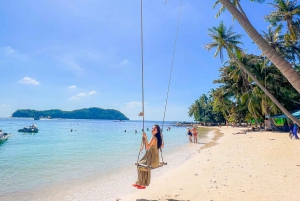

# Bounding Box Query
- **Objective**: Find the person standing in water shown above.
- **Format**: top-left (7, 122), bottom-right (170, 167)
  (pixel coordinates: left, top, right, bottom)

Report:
top-left (133, 124), bottom-right (163, 189)
top-left (192, 126), bottom-right (198, 143)
top-left (186, 127), bottom-right (192, 143)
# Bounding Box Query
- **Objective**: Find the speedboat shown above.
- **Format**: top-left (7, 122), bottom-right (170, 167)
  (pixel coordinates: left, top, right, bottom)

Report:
top-left (0, 130), bottom-right (10, 141)
top-left (18, 124), bottom-right (39, 133)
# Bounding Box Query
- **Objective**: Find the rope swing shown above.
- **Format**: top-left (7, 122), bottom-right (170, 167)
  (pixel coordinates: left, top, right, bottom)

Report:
top-left (136, 0), bottom-right (183, 170)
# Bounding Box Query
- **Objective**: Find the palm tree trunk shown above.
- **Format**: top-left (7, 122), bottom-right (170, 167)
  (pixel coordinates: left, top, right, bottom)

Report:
top-left (227, 49), bottom-right (300, 127)
top-left (218, 0), bottom-right (300, 94)
top-left (236, 1), bottom-right (248, 19)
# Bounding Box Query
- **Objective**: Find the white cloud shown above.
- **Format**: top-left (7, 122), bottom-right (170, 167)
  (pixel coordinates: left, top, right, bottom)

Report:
top-left (123, 101), bottom-right (143, 109)
top-left (18, 77), bottom-right (40, 85)
top-left (88, 91), bottom-right (96, 95)
top-left (6, 46), bottom-right (15, 54)
top-left (70, 96), bottom-right (80, 100)
top-left (2, 46), bottom-right (27, 60)
top-left (68, 85), bottom-right (76, 89)
top-left (70, 90), bottom-right (96, 100)
top-left (65, 60), bottom-right (83, 71)
top-left (77, 92), bottom-right (87, 97)
top-left (120, 101), bottom-right (148, 120)
top-left (119, 59), bottom-right (129, 65)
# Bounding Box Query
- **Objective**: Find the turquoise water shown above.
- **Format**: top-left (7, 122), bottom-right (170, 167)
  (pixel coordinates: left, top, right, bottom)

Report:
top-left (0, 118), bottom-right (210, 201)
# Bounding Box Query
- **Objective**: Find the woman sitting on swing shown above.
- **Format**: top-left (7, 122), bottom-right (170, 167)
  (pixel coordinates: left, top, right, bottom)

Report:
top-left (133, 124), bottom-right (163, 189)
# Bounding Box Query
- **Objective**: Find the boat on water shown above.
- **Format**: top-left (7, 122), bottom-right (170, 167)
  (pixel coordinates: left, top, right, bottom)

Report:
top-left (18, 124), bottom-right (39, 133)
top-left (0, 130), bottom-right (11, 141)
top-left (34, 116), bottom-right (40, 120)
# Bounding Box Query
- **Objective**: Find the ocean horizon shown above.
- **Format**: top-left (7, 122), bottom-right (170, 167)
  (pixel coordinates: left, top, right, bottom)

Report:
top-left (0, 118), bottom-right (212, 201)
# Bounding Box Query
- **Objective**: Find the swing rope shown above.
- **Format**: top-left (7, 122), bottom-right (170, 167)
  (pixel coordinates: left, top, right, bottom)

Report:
top-left (161, 0), bottom-right (183, 132)
top-left (160, 0), bottom-right (183, 164)
top-left (136, 0), bottom-right (183, 167)
top-left (264, 56), bottom-right (267, 122)
top-left (141, 0), bottom-right (145, 131)
top-left (137, 0), bottom-right (145, 165)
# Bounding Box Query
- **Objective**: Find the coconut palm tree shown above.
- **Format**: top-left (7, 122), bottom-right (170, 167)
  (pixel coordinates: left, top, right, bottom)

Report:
top-left (261, 26), bottom-right (286, 56)
top-left (188, 99), bottom-right (200, 121)
top-left (213, 0), bottom-right (264, 19)
top-left (217, 0), bottom-right (300, 95)
top-left (265, 0), bottom-right (300, 41)
top-left (205, 21), bottom-right (300, 126)
top-left (261, 26), bottom-right (300, 63)
top-left (283, 34), bottom-right (300, 62)
top-left (211, 88), bottom-right (231, 120)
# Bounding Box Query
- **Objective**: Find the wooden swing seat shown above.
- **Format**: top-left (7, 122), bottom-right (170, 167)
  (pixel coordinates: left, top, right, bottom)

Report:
top-left (135, 162), bottom-right (167, 170)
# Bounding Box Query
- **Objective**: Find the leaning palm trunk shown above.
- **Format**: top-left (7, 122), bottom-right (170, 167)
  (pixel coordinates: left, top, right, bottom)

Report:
top-left (227, 48), bottom-right (300, 127)
top-left (218, 0), bottom-right (300, 94)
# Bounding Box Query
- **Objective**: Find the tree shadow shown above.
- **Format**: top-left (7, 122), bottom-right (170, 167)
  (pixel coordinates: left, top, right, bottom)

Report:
top-left (136, 199), bottom-right (189, 201)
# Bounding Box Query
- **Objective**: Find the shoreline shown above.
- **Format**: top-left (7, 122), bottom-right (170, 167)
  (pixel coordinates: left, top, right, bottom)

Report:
top-left (61, 128), bottom-right (216, 201)
top-left (120, 126), bottom-right (300, 201)
top-left (2, 126), bottom-right (213, 201)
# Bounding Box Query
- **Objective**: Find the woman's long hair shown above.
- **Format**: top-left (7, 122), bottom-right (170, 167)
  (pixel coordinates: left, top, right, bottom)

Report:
top-left (153, 124), bottom-right (162, 149)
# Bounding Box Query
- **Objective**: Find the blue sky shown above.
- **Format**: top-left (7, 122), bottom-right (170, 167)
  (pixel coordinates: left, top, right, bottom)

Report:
top-left (0, 0), bottom-right (274, 121)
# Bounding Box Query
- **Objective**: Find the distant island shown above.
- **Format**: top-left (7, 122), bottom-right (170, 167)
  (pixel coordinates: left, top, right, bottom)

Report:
top-left (11, 107), bottom-right (129, 120)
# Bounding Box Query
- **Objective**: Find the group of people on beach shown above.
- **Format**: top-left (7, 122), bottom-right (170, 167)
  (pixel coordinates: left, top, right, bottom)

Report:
top-left (186, 127), bottom-right (198, 143)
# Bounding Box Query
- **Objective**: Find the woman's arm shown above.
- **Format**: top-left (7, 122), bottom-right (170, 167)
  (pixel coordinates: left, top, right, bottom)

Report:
top-left (143, 132), bottom-right (157, 150)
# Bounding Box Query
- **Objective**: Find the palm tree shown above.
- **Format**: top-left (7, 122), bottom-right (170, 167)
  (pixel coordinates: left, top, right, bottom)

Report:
top-left (261, 26), bottom-right (286, 56)
top-left (188, 100), bottom-right (200, 121)
top-left (265, 0), bottom-right (300, 41)
top-left (283, 34), bottom-right (300, 62)
top-left (213, 0), bottom-right (264, 19)
top-left (205, 21), bottom-right (300, 126)
top-left (262, 26), bottom-right (300, 63)
top-left (211, 88), bottom-right (231, 120)
top-left (217, 0), bottom-right (300, 95)
top-left (213, 0), bottom-right (247, 18)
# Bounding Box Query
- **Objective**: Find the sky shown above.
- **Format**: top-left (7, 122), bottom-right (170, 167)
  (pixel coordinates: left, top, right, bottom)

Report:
top-left (0, 0), bottom-right (275, 121)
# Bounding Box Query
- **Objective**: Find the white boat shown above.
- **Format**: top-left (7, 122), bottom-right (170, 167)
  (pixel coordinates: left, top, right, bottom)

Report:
top-left (0, 131), bottom-right (10, 141)
top-left (18, 124), bottom-right (39, 133)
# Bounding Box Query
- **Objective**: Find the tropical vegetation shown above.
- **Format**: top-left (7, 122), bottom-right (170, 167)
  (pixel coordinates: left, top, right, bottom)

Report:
top-left (11, 107), bottom-right (129, 120)
top-left (188, 0), bottom-right (300, 125)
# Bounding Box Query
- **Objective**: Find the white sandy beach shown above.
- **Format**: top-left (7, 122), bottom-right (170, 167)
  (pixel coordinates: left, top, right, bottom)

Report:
top-left (120, 126), bottom-right (300, 201)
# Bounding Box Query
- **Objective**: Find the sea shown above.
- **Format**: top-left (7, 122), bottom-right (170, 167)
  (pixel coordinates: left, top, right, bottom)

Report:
top-left (0, 118), bottom-right (213, 201)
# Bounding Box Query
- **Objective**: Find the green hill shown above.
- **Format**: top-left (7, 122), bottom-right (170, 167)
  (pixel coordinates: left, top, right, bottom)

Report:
top-left (11, 107), bottom-right (129, 120)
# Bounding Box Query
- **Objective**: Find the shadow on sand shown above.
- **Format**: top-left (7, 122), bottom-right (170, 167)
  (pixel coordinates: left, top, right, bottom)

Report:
top-left (136, 199), bottom-right (190, 201)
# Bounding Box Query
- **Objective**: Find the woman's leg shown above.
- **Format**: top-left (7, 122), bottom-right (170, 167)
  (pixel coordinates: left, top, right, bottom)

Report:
top-left (135, 167), bottom-right (150, 188)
